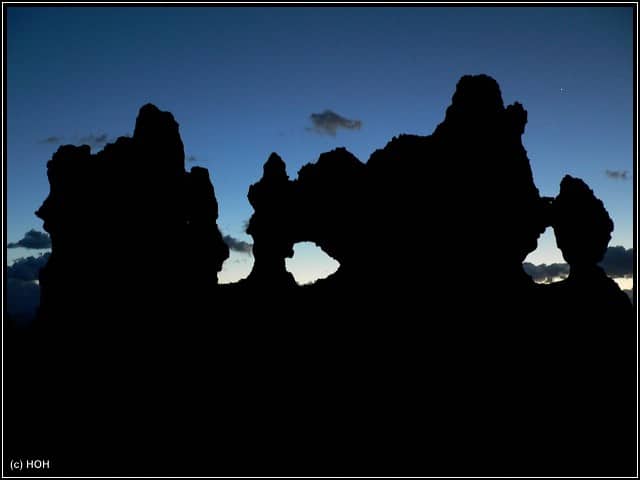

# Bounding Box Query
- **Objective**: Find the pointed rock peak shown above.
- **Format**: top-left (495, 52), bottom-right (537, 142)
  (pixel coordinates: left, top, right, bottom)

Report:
top-left (132, 103), bottom-right (185, 167)
top-left (434, 74), bottom-right (512, 138)
top-left (506, 101), bottom-right (528, 136)
top-left (552, 175), bottom-right (614, 266)
top-left (264, 152), bottom-right (288, 179)
top-left (139, 103), bottom-right (162, 115)
top-left (317, 147), bottom-right (362, 167)
top-left (558, 175), bottom-right (602, 205)
top-left (451, 74), bottom-right (505, 112)
top-left (297, 148), bottom-right (365, 188)
top-left (133, 103), bottom-right (180, 142)
top-left (556, 175), bottom-right (613, 229)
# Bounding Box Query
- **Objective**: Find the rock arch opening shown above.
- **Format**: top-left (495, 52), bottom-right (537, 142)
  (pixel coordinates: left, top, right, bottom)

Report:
top-left (523, 228), bottom-right (569, 284)
top-left (285, 242), bottom-right (340, 286)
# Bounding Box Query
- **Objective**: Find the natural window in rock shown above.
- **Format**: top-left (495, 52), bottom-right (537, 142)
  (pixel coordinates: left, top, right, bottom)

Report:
top-left (523, 229), bottom-right (568, 284)
top-left (285, 242), bottom-right (340, 286)
top-left (218, 250), bottom-right (254, 284)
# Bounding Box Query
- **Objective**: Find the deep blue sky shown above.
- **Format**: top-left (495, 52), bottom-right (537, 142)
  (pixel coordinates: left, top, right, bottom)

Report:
top-left (6, 6), bottom-right (634, 284)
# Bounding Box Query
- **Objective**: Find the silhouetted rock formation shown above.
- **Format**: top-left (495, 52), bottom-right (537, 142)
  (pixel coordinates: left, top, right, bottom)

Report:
top-left (554, 175), bottom-right (613, 263)
top-left (548, 175), bottom-right (631, 318)
top-left (368, 75), bottom-right (545, 290)
top-left (6, 76), bottom-right (634, 477)
top-left (536, 175), bottom-right (635, 472)
top-left (246, 75), bottom-right (546, 301)
top-left (244, 75), bottom-right (548, 339)
top-left (185, 166), bottom-right (230, 287)
top-left (9, 104), bottom-right (231, 478)
top-left (35, 103), bottom-right (229, 332)
top-left (238, 74), bottom-right (634, 476)
top-left (245, 153), bottom-right (296, 287)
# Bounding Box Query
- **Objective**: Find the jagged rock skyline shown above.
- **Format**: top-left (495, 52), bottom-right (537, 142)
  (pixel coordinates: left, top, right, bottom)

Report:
top-left (5, 7), bottom-right (634, 477)
top-left (7, 8), bottom-right (633, 291)
top-left (6, 71), bottom-right (635, 478)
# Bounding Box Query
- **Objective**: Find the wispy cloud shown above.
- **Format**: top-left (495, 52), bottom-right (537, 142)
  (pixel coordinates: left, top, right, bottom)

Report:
top-left (38, 132), bottom-right (120, 149)
top-left (38, 136), bottom-right (63, 144)
top-left (605, 170), bottom-right (629, 180)
top-left (8, 230), bottom-right (52, 250)
top-left (223, 235), bottom-right (253, 255)
top-left (309, 110), bottom-right (362, 136)
top-left (79, 133), bottom-right (109, 148)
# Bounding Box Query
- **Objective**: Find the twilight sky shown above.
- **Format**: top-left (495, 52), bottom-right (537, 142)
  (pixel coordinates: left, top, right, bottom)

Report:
top-left (6, 5), bottom-right (634, 287)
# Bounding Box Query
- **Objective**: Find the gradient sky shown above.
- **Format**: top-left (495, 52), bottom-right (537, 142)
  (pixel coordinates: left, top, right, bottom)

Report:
top-left (6, 5), bottom-right (635, 285)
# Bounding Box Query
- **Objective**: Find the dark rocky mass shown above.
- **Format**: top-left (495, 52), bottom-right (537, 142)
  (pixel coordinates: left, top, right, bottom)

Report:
top-left (5, 76), bottom-right (634, 477)
top-left (547, 175), bottom-right (632, 325)
top-left (531, 175), bottom-right (634, 473)
top-left (245, 152), bottom-right (297, 288)
top-left (34, 103), bottom-right (229, 333)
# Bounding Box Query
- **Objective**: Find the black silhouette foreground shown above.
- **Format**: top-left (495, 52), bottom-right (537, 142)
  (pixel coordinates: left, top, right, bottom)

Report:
top-left (5, 75), bottom-right (634, 477)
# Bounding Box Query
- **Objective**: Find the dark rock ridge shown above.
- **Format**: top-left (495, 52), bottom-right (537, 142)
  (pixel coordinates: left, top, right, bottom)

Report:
top-left (6, 76), bottom-right (633, 477)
